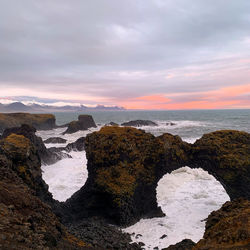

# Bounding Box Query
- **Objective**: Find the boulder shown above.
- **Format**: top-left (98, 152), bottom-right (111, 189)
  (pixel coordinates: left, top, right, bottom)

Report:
top-left (163, 239), bottom-right (195, 250)
top-left (121, 119), bottom-right (157, 127)
top-left (189, 130), bottom-right (250, 200)
top-left (105, 122), bottom-right (119, 126)
top-left (166, 122), bottom-right (176, 126)
top-left (63, 115), bottom-right (96, 135)
top-left (0, 112), bottom-right (56, 133)
top-left (44, 137), bottom-right (67, 144)
top-left (65, 137), bottom-right (85, 152)
top-left (65, 126), bottom-right (190, 226)
top-left (193, 198), bottom-right (250, 250)
top-left (1, 124), bottom-right (71, 165)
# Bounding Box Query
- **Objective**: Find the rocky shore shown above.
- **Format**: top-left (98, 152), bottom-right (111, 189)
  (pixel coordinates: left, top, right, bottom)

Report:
top-left (0, 115), bottom-right (249, 249)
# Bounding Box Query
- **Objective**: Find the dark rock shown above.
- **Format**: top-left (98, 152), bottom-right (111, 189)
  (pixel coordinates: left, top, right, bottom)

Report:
top-left (160, 234), bottom-right (167, 239)
top-left (189, 130), bottom-right (250, 200)
top-left (166, 122), bottom-right (176, 126)
top-left (0, 137), bottom-right (92, 249)
top-left (105, 122), bottom-right (119, 126)
top-left (66, 218), bottom-right (141, 249)
top-left (121, 119), bottom-right (157, 127)
top-left (193, 199), bottom-right (250, 250)
top-left (63, 115), bottom-right (96, 134)
top-left (65, 126), bottom-right (189, 226)
top-left (135, 234), bottom-right (142, 239)
top-left (44, 137), bottom-right (67, 144)
top-left (2, 124), bottom-right (70, 165)
top-left (163, 239), bottom-right (195, 250)
top-left (0, 112), bottom-right (56, 133)
top-left (65, 137), bottom-right (85, 152)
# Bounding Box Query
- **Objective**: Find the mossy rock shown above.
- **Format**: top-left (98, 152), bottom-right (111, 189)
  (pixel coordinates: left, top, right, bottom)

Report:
top-left (190, 130), bottom-right (250, 200)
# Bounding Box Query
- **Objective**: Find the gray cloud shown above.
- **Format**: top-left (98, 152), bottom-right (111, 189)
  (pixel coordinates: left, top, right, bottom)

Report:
top-left (0, 0), bottom-right (250, 105)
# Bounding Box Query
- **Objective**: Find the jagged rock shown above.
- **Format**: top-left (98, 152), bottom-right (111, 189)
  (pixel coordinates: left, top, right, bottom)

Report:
top-left (0, 112), bottom-right (56, 133)
top-left (193, 199), bottom-right (250, 250)
top-left (65, 126), bottom-right (190, 226)
top-left (44, 137), bottom-right (67, 144)
top-left (63, 115), bottom-right (96, 135)
top-left (105, 122), bottom-right (119, 126)
top-left (65, 137), bottom-right (85, 152)
top-left (163, 239), bottom-right (195, 250)
top-left (0, 138), bottom-right (91, 249)
top-left (121, 119), bottom-right (157, 127)
top-left (1, 124), bottom-right (71, 165)
top-left (189, 130), bottom-right (250, 200)
top-left (0, 125), bottom-right (139, 249)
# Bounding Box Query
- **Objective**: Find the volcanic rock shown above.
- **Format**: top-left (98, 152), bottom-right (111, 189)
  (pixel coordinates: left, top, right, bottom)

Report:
top-left (121, 119), bottom-right (157, 127)
top-left (63, 115), bottom-right (96, 134)
top-left (0, 112), bottom-right (56, 133)
top-left (193, 198), bottom-right (250, 250)
top-left (65, 126), bottom-right (190, 226)
top-left (44, 137), bottom-right (67, 144)
top-left (163, 239), bottom-right (195, 250)
top-left (189, 130), bottom-right (250, 200)
top-left (65, 137), bottom-right (85, 152)
top-left (1, 124), bottom-right (71, 165)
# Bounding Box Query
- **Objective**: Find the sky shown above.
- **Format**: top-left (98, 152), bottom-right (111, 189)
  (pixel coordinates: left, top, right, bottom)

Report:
top-left (0, 0), bottom-right (250, 109)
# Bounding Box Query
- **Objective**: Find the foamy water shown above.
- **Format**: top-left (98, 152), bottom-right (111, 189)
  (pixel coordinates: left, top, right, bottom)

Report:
top-left (39, 120), bottom-right (231, 249)
top-left (123, 167), bottom-right (229, 249)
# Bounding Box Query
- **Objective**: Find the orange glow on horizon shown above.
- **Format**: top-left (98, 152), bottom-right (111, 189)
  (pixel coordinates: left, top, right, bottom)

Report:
top-left (118, 83), bottom-right (250, 110)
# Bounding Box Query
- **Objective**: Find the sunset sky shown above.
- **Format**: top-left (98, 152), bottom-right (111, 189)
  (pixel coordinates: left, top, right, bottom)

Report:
top-left (0, 0), bottom-right (250, 109)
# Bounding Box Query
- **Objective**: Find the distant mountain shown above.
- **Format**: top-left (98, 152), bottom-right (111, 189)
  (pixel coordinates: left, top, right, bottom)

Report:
top-left (0, 102), bottom-right (125, 112)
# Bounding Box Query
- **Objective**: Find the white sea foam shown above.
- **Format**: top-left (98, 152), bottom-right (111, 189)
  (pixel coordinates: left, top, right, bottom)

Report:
top-left (123, 166), bottom-right (230, 249)
top-left (41, 151), bottom-right (88, 201)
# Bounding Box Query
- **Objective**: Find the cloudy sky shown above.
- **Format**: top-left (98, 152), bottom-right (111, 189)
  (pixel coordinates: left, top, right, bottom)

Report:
top-left (1, 0), bottom-right (250, 109)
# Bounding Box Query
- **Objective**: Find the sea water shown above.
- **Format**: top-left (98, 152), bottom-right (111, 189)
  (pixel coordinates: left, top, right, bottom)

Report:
top-left (38, 109), bottom-right (249, 249)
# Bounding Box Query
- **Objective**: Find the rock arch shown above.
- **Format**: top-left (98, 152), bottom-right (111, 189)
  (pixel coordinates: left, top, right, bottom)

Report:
top-left (65, 127), bottom-right (250, 226)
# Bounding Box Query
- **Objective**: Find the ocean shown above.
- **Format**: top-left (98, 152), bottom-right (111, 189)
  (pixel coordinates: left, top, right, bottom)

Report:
top-left (38, 109), bottom-right (250, 249)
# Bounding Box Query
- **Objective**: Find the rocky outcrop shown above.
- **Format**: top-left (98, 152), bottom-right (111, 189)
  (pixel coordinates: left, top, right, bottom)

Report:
top-left (0, 113), bottom-right (56, 133)
top-left (0, 134), bottom-right (91, 249)
top-left (163, 239), bottom-right (195, 250)
top-left (1, 124), bottom-right (70, 165)
top-left (65, 137), bottom-right (85, 152)
top-left (44, 137), bottom-right (67, 144)
top-left (121, 120), bottom-right (157, 127)
top-left (193, 198), bottom-right (250, 250)
top-left (63, 115), bottom-right (96, 135)
top-left (65, 126), bottom-right (190, 226)
top-left (189, 130), bottom-right (250, 200)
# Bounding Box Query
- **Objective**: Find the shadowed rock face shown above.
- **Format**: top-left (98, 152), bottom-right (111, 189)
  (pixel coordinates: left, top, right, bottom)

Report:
top-left (0, 113), bottom-right (56, 133)
top-left (63, 115), bottom-right (96, 135)
top-left (0, 134), bottom-right (90, 249)
top-left (193, 198), bottom-right (250, 250)
top-left (163, 239), bottom-right (195, 250)
top-left (189, 130), bottom-right (250, 200)
top-left (65, 126), bottom-right (190, 226)
top-left (44, 137), bottom-right (67, 144)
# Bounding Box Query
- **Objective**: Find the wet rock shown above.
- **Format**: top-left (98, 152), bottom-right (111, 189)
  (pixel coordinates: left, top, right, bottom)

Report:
top-left (121, 119), bottom-right (158, 127)
top-left (63, 115), bottom-right (96, 135)
top-left (65, 137), bottom-right (85, 152)
top-left (105, 122), bottom-right (119, 126)
top-left (166, 122), bottom-right (176, 126)
top-left (44, 137), bottom-right (67, 144)
top-left (160, 234), bottom-right (167, 239)
top-left (193, 199), bottom-right (250, 250)
top-left (163, 239), bottom-right (195, 250)
top-left (0, 112), bottom-right (56, 133)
